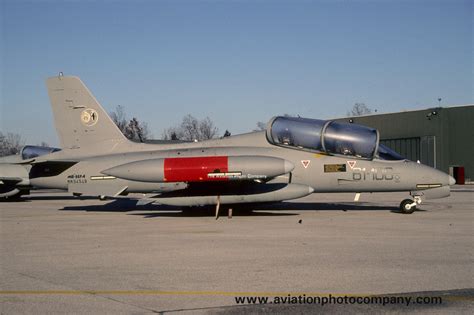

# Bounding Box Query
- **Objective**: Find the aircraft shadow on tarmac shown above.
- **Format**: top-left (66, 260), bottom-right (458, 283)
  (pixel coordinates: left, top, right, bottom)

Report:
top-left (25, 195), bottom-right (100, 201)
top-left (257, 201), bottom-right (426, 214)
top-left (59, 200), bottom-right (297, 217)
top-left (58, 199), bottom-right (419, 217)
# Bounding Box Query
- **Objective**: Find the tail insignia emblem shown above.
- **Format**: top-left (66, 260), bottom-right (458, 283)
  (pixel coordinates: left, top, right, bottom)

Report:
top-left (80, 109), bottom-right (99, 127)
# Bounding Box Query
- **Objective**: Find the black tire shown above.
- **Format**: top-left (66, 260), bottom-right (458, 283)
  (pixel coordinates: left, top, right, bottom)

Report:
top-left (400, 199), bottom-right (416, 214)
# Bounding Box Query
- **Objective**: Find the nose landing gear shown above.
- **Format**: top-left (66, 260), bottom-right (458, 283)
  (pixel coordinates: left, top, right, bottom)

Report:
top-left (399, 196), bottom-right (422, 214)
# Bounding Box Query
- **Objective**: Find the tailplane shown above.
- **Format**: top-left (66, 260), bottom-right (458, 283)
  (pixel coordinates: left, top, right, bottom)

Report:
top-left (46, 75), bottom-right (129, 150)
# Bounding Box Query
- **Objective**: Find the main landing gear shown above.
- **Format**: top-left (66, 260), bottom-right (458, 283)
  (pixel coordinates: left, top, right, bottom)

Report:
top-left (399, 196), bottom-right (422, 214)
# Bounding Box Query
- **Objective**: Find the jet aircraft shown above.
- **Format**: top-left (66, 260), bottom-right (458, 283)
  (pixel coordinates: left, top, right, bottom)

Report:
top-left (0, 75), bottom-right (455, 214)
top-left (0, 145), bottom-right (60, 199)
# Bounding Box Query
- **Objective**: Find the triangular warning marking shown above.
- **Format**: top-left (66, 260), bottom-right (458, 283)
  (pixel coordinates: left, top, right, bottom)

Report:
top-left (347, 160), bottom-right (356, 169)
top-left (301, 160), bottom-right (311, 169)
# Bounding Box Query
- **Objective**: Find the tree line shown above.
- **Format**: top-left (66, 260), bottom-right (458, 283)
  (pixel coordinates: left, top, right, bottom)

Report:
top-left (0, 132), bottom-right (24, 156)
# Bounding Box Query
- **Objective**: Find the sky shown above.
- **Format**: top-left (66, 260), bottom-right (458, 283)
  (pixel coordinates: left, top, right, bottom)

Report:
top-left (0, 0), bottom-right (472, 146)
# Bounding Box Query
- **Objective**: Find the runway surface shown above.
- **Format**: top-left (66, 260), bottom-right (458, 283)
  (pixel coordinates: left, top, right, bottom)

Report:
top-left (1, 189), bottom-right (473, 314)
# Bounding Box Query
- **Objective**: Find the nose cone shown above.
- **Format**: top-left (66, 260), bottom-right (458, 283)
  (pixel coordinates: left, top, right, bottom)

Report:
top-left (408, 162), bottom-right (454, 187)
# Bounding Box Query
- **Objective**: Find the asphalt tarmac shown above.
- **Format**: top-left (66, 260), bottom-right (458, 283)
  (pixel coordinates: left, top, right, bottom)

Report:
top-left (1, 188), bottom-right (473, 314)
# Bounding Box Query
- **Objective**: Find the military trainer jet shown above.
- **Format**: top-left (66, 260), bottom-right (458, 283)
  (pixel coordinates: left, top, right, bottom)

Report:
top-left (0, 145), bottom-right (60, 199)
top-left (1, 75), bottom-right (455, 214)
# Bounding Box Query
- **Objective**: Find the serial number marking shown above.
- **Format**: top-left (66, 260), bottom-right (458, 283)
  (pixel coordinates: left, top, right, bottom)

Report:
top-left (67, 174), bottom-right (87, 184)
top-left (351, 167), bottom-right (400, 182)
top-left (67, 179), bottom-right (87, 184)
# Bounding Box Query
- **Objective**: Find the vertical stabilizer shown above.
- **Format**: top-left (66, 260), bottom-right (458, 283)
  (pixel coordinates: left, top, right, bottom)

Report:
top-left (46, 75), bottom-right (129, 150)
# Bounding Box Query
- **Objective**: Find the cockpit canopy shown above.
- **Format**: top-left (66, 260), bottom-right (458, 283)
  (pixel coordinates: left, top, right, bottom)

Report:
top-left (267, 116), bottom-right (380, 160)
top-left (21, 145), bottom-right (61, 160)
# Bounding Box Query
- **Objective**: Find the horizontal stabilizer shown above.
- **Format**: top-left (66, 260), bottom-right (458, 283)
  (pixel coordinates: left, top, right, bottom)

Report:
top-left (68, 183), bottom-right (128, 197)
top-left (136, 198), bottom-right (156, 206)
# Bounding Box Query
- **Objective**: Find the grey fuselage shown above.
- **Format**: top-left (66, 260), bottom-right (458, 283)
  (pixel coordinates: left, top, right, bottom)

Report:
top-left (30, 131), bottom-right (452, 196)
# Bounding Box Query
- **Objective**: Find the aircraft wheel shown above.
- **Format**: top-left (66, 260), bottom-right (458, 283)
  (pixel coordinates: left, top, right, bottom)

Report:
top-left (400, 199), bottom-right (416, 214)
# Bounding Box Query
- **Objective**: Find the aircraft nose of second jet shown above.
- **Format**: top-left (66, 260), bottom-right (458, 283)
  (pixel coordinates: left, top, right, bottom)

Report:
top-left (449, 175), bottom-right (456, 186)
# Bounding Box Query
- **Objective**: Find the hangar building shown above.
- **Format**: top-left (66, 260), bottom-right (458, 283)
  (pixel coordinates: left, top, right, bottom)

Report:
top-left (335, 104), bottom-right (474, 184)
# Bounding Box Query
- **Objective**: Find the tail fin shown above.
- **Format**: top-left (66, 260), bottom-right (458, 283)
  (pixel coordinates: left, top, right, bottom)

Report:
top-left (46, 75), bottom-right (129, 150)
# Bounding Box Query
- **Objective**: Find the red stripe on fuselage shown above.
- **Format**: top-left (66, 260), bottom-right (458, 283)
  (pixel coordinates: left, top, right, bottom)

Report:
top-left (163, 156), bottom-right (229, 182)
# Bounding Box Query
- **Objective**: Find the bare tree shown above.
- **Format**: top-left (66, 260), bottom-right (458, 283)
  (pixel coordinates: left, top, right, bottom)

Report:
top-left (199, 117), bottom-right (219, 140)
top-left (110, 105), bottom-right (128, 134)
top-left (110, 105), bottom-right (151, 142)
top-left (181, 114), bottom-right (200, 141)
top-left (0, 132), bottom-right (24, 156)
top-left (347, 103), bottom-right (372, 116)
top-left (162, 115), bottom-right (219, 141)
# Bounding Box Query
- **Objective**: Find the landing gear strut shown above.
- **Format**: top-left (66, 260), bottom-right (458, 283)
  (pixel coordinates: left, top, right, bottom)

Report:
top-left (399, 196), bottom-right (422, 214)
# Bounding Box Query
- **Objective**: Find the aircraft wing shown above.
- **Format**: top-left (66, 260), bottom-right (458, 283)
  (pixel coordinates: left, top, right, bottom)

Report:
top-left (0, 164), bottom-right (30, 186)
top-left (68, 183), bottom-right (128, 198)
top-left (0, 164), bottom-right (30, 198)
top-left (0, 177), bottom-right (23, 184)
top-left (31, 159), bottom-right (80, 164)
